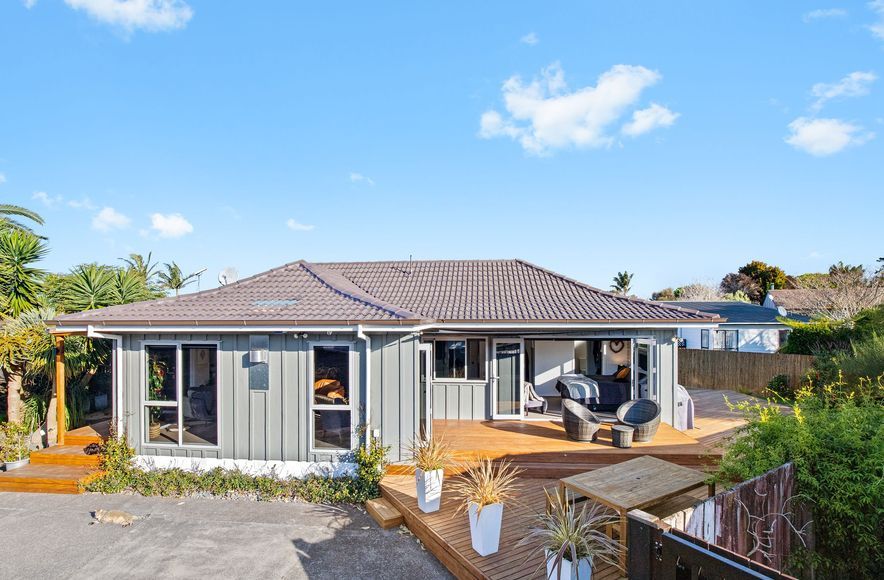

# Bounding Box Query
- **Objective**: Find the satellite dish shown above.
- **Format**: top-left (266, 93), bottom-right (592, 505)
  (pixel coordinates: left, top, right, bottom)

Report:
top-left (218, 267), bottom-right (239, 286)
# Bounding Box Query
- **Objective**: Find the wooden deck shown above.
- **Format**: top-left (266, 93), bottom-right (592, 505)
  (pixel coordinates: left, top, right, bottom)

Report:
top-left (382, 388), bottom-right (767, 579)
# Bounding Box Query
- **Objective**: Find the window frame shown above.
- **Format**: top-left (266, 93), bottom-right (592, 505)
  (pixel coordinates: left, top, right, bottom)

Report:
top-left (431, 338), bottom-right (488, 382)
top-left (308, 341), bottom-right (357, 454)
top-left (141, 340), bottom-right (222, 449)
top-left (712, 330), bottom-right (739, 352)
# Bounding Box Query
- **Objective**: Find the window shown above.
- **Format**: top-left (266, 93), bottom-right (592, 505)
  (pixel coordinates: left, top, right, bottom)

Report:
top-left (700, 330), bottom-right (710, 350)
top-left (249, 335), bottom-right (269, 391)
top-left (144, 343), bottom-right (218, 446)
top-left (311, 344), bottom-right (353, 451)
top-left (433, 339), bottom-right (486, 380)
top-left (713, 330), bottom-right (739, 351)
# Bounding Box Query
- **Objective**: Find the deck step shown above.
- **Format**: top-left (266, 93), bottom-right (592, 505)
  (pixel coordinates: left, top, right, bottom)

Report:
top-left (30, 445), bottom-right (101, 468)
top-left (65, 434), bottom-right (104, 446)
top-left (0, 464), bottom-right (93, 494)
top-left (366, 497), bottom-right (404, 529)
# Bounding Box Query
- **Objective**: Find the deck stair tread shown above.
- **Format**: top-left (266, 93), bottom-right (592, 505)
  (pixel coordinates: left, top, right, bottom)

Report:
top-left (0, 464), bottom-right (93, 494)
top-left (366, 497), bottom-right (404, 529)
top-left (30, 445), bottom-right (101, 468)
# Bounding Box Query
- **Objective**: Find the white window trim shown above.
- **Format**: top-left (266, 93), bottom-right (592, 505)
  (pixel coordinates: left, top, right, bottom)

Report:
top-left (141, 340), bottom-right (222, 449)
top-left (308, 341), bottom-right (357, 454)
top-left (431, 337), bottom-right (488, 383)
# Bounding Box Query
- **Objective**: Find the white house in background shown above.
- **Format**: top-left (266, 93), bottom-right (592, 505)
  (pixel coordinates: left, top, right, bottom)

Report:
top-left (762, 289), bottom-right (821, 317)
top-left (662, 301), bottom-right (807, 354)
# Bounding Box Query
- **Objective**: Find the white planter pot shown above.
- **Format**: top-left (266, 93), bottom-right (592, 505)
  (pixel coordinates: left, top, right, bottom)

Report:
top-left (545, 550), bottom-right (592, 580)
top-left (4, 458), bottom-right (30, 471)
top-left (468, 502), bottom-right (503, 556)
top-left (415, 468), bottom-right (444, 513)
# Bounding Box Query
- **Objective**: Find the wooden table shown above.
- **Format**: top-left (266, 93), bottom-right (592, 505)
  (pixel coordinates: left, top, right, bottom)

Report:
top-left (557, 455), bottom-right (715, 569)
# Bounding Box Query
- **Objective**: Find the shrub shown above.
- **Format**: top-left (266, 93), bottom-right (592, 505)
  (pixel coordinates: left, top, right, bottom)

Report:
top-left (765, 374), bottom-right (792, 399)
top-left (716, 376), bottom-right (884, 578)
top-left (780, 319), bottom-right (854, 355)
top-left (0, 422), bottom-right (31, 462)
top-left (835, 334), bottom-right (884, 381)
top-left (86, 433), bottom-right (390, 505)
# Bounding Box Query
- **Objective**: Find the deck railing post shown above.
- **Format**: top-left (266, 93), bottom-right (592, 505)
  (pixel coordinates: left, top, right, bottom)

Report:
top-left (55, 335), bottom-right (66, 446)
top-left (628, 509), bottom-right (667, 580)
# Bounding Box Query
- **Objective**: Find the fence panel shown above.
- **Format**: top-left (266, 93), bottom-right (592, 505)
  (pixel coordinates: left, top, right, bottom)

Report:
top-left (678, 349), bottom-right (815, 394)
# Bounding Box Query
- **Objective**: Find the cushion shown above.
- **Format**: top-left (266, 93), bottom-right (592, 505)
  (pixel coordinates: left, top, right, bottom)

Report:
top-left (614, 367), bottom-right (630, 381)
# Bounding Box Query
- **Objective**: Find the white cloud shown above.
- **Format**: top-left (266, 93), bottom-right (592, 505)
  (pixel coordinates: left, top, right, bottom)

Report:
top-left (32, 191), bottom-right (63, 208)
top-left (802, 8), bottom-right (847, 22)
top-left (785, 117), bottom-right (874, 156)
top-left (520, 32), bottom-right (539, 46)
top-left (23, 0), bottom-right (38, 8)
top-left (150, 212), bottom-right (192, 238)
top-left (286, 218), bottom-right (315, 232)
top-left (349, 172), bottom-right (375, 186)
top-left (810, 71), bottom-right (876, 111)
top-left (478, 62), bottom-right (674, 154)
top-left (0, 173), bottom-right (6, 185)
top-left (67, 197), bottom-right (96, 210)
top-left (63, 0), bottom-right (193, 33)
top-left (869, 1), bottom-right (884, 40)
top-left (621, 103), bottom-right (680, 137)
top-left (92, 207), bottom-right (131, 231)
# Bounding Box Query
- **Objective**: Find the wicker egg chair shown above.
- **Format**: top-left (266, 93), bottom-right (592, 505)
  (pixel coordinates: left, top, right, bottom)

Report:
top-left (616, 399), bottom-right (661, 442)
top-left (561, 399), bottom-right (602, 442)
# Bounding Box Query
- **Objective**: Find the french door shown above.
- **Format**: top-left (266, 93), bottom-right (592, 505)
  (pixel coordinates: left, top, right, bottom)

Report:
top-left (492, 339), bottom-right (524, 419)
top-left (633, 338), bottom-right (657, 400)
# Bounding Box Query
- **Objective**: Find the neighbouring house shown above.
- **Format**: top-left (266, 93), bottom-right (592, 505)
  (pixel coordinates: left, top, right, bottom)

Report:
top-left (48, 259), bottom-right (722, 470)
top-left (663, 301), bottom-right (807, 353)
top-left (762, 288), bottom-right (826, 317)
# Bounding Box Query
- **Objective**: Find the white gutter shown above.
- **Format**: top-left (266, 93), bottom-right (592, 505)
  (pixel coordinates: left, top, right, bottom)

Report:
top-left (87, 326), bottom-right (124, 436)
top-left (355, 325), bottom-right (372, 448)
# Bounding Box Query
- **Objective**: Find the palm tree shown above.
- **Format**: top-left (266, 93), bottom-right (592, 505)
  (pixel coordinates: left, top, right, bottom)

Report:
top-left (610, 271), bottom-right (634, 295)
top-left (121, 252), bottom-right (159, 284)
top-left (63, 264), bottom-right (114, 311)
top-left (0, 229), bottom-right (48, 316)
top-left (0, 203), bottom-right (44, 234)
top-left (158, 262), bottom-right (200, 296)
top-left (111, 268), bottom-right (154, 304)
top-left (0, 308), bottom-right (53, 423)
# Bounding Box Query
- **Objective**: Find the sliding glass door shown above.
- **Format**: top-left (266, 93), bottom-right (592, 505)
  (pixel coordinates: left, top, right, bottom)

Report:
top-left (492, 339), bottom-right (523, 419)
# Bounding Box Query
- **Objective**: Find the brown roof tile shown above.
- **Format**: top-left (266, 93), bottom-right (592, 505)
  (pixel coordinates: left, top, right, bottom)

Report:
top-left (52, 259), bottom-right (721, 326)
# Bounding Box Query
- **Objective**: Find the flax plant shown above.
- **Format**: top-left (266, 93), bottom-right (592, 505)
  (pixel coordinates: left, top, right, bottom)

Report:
top-left (407, 434), bottom-right (452, 471)
top-left (453, 458), bottom-right (522, 514)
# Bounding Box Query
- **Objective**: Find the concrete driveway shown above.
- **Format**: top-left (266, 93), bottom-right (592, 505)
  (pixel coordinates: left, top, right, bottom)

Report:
top-left (0, 492), bottom-right (451, 579)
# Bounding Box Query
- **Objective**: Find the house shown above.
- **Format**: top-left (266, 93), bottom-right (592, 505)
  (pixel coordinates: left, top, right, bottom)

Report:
top-left (48, 259), bottom-right (722, 470)
top-left (762, 289), bottom-right (823, 317)
top-left (663, 301), bottom-right (807, 353)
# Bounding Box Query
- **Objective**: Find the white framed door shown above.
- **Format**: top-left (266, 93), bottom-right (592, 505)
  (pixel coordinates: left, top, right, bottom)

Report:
top-left (633, 338), bottom-right (657, 400)
top-left (418, 344), bottom-right (433, 437)
top-left (491, 338), bottom-right (524, 419)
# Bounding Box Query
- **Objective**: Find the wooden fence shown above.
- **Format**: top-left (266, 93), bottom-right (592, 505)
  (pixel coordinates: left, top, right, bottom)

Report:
top-left (662, 463), bottom-right (812, 574)
top-left (678, 349), bottom-right (815, 395)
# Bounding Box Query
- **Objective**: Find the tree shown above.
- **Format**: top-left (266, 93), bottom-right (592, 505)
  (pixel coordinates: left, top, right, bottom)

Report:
top-left (651, 287), bottom-right (677, 301)
top-left (0, 203), bottom-right (44, 235)
top-left (0, 308), bottom-right (52, 422)
top-left (794, 263), bottom-right (884, 320)
top-left (610, 271), bottom-right (634, 295)
top-left (63, 264), bottom-right (114, 311)
top-left (738, 260), bottom-right (788, 293)
top-left (158, 262), bottom-right (200, 296)
top-left (676, 283), bottom-right (722, 301)
top-left (720, 272), bottom-right (762, 303)
top-left (121, 252), bottom-right (159, 286)
top-left (723, 290), bottom-right (751, 303)
top-left (0, 229), bottom-right (48, 317)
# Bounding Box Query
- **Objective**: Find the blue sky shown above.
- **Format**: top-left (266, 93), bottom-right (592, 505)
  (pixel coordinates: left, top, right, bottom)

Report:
top-left (1, 1), bottom-right (881, 297)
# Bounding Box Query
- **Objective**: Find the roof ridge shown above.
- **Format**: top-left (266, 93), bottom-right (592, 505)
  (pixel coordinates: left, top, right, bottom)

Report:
top-left (513, 259), bottom-right (721, 320)
top-left (301, 262), bottom-right (421, 320)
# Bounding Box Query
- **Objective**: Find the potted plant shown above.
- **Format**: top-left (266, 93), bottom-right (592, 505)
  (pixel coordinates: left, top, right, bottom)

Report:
top-left (520, 488), bottom-right (622, 580)
top-left (407, 434), bottom-right (452, 513)
top-left (1, 422), bottom-right (32, 471)
top-left (453, 458), bottom-right (522, 557)
top-left (147, 358), bottom-right (167, 439)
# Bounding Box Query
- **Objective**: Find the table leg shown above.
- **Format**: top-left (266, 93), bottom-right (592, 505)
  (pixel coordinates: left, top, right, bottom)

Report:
top-left (618, 509), bottom-right (628, 571)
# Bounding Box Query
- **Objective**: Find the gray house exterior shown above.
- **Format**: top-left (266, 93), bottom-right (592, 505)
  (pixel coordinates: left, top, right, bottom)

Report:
top-left (50, 260), bottom-right (721, 469)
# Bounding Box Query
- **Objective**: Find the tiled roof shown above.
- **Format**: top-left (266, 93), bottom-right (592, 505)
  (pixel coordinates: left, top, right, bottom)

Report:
top-left (661, 301), bottom-right (808, 324)
top-left (765, 289), bottom-right (829, 315)
top-left (52, 259), bottom-right (722, 326)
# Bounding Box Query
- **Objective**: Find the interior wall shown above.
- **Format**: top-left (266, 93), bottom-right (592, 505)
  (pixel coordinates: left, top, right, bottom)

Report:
top-left (533, 341), bottom-right (576, 396)
top-left (602, 341), bottom-right (631, 374)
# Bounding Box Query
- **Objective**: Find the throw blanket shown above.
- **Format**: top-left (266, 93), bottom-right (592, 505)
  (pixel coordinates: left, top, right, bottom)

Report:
top-left (556, 374), bottom-right (600, 400)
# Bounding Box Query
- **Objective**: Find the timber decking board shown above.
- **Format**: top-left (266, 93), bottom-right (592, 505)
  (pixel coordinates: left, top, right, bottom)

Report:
top-left (30, 445), bottom-right (101, 468)
top-left (0, 464), bottom-right (93, 494)
top-left (381, 475), bottom-right (624, 580)
top-left (366, 497), bottom-right (404, 529)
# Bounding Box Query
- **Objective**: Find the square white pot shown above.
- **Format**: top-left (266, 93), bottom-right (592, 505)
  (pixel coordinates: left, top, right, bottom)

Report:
top-left (468, 502), bottom-right (503, 556)
top-left (545, 549), bottom-right (592, 580)
top-left (415, 468), bottom-right (444, 513)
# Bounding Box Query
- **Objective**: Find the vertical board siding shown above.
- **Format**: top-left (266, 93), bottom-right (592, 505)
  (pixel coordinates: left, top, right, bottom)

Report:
top-left (122, 331), bottom-right (377, 463)
top-left (679, 350), bottom-right (815, 395)
top-left (369, 333), bottom-right (419, 463)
